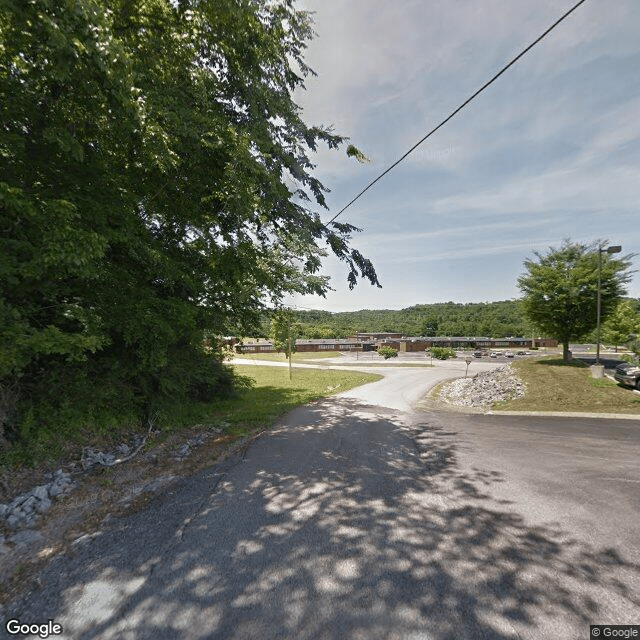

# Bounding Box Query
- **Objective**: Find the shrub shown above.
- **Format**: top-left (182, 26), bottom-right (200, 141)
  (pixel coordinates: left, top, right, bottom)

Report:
top-left (430, 347), bottom-right (456, 360)
top-left (377, 346), bottom-right (398, 359)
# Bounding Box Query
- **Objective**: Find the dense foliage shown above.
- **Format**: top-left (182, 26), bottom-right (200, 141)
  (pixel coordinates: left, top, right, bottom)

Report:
top-left (518, 240), bottom-right (634, 361)
top-left (429, 347), bottom-right (456, 360)
top-left (269, 309), bottom-right (300, 359)
top-left (0, 0), bottom-right (378, 452)
top-left (602, 300), bottom-right (640, 351)
top-left (257, 300), bottom-right (535, 339)
top-left (256, 296), bottom-right (639, 345)
top-left (376, 346), bottom-right (398, 360)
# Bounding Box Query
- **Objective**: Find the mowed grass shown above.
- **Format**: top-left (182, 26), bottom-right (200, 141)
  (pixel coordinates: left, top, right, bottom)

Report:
top-left (495, 357), bottom-right (640, 414)
top-left (195, 365), bottom-right (383, 434)
top-left (230, 351), bottom-right (340, 363)
top-left (328, 362), bottom-right (435, 368)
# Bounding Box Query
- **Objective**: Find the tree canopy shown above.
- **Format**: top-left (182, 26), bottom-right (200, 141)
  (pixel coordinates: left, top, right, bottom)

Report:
top-left (602, 300), bottom-right (640, 351)
top-left (517, 240), bottom-right (634, 361)
top-left (0, 0), bottom-right (378, 447)
top-left (258, 300), bottom-right (537, 340)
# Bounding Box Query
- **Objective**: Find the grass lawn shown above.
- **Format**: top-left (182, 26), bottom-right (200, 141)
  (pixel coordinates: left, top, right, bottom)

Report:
top-left (329, 362), bottom-right (435, 368)
top-left (230, 351), bottom-right (340, 363)
top-left (174, 365), bottom-right (383, 436)
top-left (495, 357), bottom-right (640, 414)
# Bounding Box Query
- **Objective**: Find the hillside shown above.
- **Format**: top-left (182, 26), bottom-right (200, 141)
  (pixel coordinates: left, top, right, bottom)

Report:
top-left (259, 300), bottom-right (531, 339)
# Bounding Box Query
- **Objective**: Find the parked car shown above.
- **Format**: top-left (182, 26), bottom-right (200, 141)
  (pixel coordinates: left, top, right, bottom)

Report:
top-left (614, 362), bottom-right (640, 390)
top-left (504, 351), bottom-right (514, 358)
top-left (516, 350), bottom-right (528, 356)
top-left (473, 350), bottom-right (485, 358)
top-left (490, 352), bottom-right (499, 358)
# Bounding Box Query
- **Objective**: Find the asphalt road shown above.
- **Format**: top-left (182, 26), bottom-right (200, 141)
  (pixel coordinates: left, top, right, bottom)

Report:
top-left (4, 364), bottom-right (640, 639)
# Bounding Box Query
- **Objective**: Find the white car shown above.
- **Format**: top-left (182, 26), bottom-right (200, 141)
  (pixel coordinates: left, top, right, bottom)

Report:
top-left (504, 351), bottom-right (514, 358)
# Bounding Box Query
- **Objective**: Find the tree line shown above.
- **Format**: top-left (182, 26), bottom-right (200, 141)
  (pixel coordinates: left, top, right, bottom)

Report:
top-left (259, 300), bottom-right (533, 339)
top-left (260, 295), bottom-right (640, 347)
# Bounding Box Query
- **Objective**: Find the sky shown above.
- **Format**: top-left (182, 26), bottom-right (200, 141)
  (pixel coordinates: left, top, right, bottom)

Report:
top-left (281, 0), bottom-right (640, 313)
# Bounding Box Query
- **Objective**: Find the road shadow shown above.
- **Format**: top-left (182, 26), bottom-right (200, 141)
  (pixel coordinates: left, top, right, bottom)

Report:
top-left (6, 399), bottom-right (640, 639)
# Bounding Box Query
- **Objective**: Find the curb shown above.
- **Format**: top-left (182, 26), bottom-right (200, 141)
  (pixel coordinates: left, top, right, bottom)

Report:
top-left (486, 410), bottom-right (640, 420)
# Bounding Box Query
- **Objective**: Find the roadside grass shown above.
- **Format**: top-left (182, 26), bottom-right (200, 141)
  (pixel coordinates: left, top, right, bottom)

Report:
top-left (495, 357), bottom-right (640, 414)
top-left (226, 365), bottom-right (382, 428)
top-left (229, 351), bottom-right (340, 363)
top-left (168, 364), bottom-right (382, 439)
top-left (328, 362), bottom-right (435, 368)
top-left (0, 365), bottom-right (381, 472)
top-left (230, 351), bottom-right (435, 367)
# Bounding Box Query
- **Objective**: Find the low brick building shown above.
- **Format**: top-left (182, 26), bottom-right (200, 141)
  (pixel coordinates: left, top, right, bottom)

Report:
top-left (233, 335), bottom-right (557, 354)
top-left (235, 338), bottom-right (376, 354)
top-left (377, 336), bottom-right (558, 352)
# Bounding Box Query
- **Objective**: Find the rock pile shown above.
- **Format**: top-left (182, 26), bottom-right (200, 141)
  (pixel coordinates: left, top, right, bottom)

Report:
top-left (173, 430), bottom-right (223, 461)
top-left (0, 469), bottom-right (75, 533)
top-left (1, 425), bottom-right (229, 544)
top-left (81, 435), bottom-right (146, 471)
top-left (440, 365), bottom-right (526, 408)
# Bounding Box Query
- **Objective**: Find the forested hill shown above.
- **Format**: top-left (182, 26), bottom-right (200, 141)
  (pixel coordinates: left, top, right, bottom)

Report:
top-left (264, 300), bottom-right (534, 339)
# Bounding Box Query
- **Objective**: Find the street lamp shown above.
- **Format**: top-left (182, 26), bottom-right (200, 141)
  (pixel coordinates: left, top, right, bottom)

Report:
top-left (596, 244), bottom-right (622, 365)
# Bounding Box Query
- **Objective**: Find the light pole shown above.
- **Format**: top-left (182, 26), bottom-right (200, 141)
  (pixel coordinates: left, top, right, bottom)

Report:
top-left (596, 244), bottom-right (621, 365)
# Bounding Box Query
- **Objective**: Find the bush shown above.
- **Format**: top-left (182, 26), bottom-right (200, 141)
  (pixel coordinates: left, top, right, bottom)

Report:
top-left (0, 341), bottom-right (250, 467)
top-left (377, 346), bottom-right (398, 359)
top-left (430, 347), bottom-right (456, 360)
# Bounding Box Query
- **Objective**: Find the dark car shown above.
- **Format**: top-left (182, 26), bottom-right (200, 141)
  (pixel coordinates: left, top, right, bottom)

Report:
top-left (614, 362), bottom-right (640, 390)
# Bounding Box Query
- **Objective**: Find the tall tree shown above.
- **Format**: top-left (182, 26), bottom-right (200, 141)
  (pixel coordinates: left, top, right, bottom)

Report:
top-left (517, 240), bottom-right (634, 361)
top-left (602, 300), bottom-right (640, 352)
top-left (270, 308), bottom-right (301, 380)
top-left (0, 0), bottom-right (379, 439)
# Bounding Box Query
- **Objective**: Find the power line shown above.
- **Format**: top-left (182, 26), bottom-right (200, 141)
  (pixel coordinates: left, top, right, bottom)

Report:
top-left (325, 0), bottom-right (589, 226)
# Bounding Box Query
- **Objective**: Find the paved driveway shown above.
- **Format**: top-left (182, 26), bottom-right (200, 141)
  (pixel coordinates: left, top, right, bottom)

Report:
top-left (4, 364), bottom-right (640, 639)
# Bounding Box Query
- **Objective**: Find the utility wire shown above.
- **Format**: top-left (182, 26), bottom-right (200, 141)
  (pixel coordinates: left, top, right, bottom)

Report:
top-left (326, 0), bottom-right (589, 225)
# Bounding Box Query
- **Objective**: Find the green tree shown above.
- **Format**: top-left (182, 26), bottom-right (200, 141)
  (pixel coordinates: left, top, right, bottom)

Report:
top-left (518, 240), bottom-right (634, 362)
top-left (270, 309), bottom-right (301, 379)
top-left (0, 0), bottom-right (379, 445)
top-left (602, 300), bottom-right (640, 351)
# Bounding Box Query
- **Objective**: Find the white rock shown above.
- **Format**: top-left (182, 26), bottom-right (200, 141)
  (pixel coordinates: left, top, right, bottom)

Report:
top-left (440, 365), bottom-right (525, 408)
top-left (33, 485), bottom-right (49, 501)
